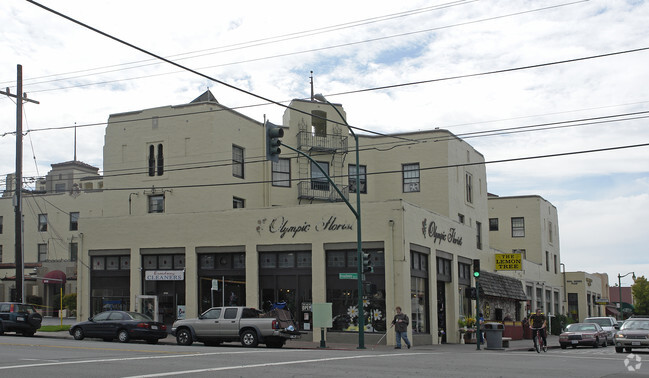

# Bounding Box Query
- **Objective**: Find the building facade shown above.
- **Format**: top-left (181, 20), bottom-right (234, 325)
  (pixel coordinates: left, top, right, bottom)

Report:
top-left (1, 91), bottom-right (564, 344)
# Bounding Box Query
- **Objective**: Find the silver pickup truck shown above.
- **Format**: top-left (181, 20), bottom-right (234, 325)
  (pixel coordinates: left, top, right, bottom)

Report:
top-left (171, 306), bottom-right (300, 348)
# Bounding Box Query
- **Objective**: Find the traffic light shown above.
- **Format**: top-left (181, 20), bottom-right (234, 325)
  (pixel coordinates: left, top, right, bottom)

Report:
top-left (265, 120), bottom-right (284, 162)
top-left (473, 259), bottom-right (480, 278)
top-left (362, 251), bottom-right (373, 273)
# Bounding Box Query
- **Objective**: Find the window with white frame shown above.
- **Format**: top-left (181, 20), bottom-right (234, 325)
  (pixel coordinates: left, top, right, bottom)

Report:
top-left (311, 161), bottom-right (329, 191)
top-left (38, 243), bottom-right (48, 262)
top-left (38, 214), bottom-right (48, 232)
top-left (148, 195), bottom-right (164, 213)
top-left (147, 143), bottom-right (164, 176)
top-left (233, 197), bottom-right (245, 209)
top-left (402, 163), bottom-right (420, 192)
top-left (232, 145), bottom-right (244, 178)
top-left (272, 158), bottom-right (291, 187)
top-left (70, 242), bottom-right (78, 261)
top-left (465, 172), bottom-right (473, 203)
top-left (348, 164), bottom-right (367, 194)
top-left (70, 212), bottom-right (79, 231)
top-left (511, 217), bottom-right (525, 237)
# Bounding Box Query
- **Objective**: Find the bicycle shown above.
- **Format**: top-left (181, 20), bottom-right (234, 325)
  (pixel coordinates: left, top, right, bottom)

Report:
top-left (531, 327), bottom-right (547, 353)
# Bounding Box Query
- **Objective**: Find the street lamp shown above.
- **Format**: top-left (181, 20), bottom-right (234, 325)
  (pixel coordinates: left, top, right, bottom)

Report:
top-left (313, 93), bottom-right (365, 349)
top-left (617, 272), bottom-right (636, 320)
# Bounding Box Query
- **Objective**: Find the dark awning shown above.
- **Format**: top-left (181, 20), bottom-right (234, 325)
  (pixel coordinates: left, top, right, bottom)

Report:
top-left (478, 271), bottom-right (527, 301)
top-left (43, 270), bottom-right (66, 284)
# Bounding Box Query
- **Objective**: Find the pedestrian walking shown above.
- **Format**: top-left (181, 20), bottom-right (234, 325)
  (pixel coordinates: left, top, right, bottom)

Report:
top-left (391, 306), bottom-right (411, 349)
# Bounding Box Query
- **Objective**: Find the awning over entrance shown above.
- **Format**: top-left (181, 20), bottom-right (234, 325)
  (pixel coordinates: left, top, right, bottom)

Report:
top-left (606, 305), bottom-right (620, 317)
top-left (478, 271), bottom-right (527, 300)
top-left (43, 270), bottom-right (66, 284)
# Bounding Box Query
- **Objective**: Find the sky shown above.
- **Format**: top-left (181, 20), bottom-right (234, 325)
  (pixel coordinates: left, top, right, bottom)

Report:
top-left (1, 0), bottom-right (647, 288)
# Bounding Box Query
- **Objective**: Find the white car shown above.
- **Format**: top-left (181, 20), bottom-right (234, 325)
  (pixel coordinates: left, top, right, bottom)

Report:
top-left (584, 316), bottom-right (619, 345)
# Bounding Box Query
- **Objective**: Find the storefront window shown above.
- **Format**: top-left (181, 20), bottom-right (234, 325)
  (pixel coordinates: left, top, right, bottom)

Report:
top-left (199, 252), bottom-right (246, 314)
top-left (259, 251), bottom-right (312, 330)
top-left (411, 251), bottom-right (429, 334)
top-left (326, 249), bottom-right (386, 333)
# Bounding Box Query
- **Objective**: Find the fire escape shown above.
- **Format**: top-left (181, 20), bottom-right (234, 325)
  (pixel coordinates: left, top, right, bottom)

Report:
top-left (296, 119), bottom-right (349, 202)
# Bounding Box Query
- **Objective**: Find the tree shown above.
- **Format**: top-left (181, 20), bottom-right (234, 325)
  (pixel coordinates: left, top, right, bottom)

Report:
top-left (632, 276), bottom-right (649, 315)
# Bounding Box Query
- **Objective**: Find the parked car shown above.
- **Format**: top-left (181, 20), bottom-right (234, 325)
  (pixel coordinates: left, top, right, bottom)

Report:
top-left (69, 310), bottom-right (167, 344)
top-left (614, 316), bottom-right (649, 353)
top-left (559, 322), bottom-right (608, 349)
top-left (172, 306), bottom-right (301, 348)
top-left (0, 302), bottom-right (42, 337)
top-left (584, 316), bottom-right (618, 345)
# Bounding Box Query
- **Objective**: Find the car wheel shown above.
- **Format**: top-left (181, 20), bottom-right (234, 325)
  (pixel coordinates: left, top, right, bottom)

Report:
top-left (73, 327), bottom-right (85, 340)
top-left (615, 347), bottom-right (624, 353)
top-left (176, 328), bottom-right (193, 346)
top-left (240, 330), bottom-right (259, 348)
top-left (117, 329), bottom-right (130, 343)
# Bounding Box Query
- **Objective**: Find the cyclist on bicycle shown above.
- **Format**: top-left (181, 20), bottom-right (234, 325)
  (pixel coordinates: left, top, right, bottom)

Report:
top-left (529, 308), bottom-right (547, 348)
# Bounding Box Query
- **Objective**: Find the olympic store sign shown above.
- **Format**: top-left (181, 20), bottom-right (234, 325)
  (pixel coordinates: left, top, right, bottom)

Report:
top-left (145, 270), bottom-right (185, 281)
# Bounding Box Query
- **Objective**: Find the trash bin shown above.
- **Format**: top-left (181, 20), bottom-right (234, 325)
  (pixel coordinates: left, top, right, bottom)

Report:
top-left (484, 322), bottom-right (505, 350)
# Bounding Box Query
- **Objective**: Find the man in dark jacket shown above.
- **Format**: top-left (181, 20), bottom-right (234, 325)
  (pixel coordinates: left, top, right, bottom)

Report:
top-left (391, 306), bottom-right (411, 349)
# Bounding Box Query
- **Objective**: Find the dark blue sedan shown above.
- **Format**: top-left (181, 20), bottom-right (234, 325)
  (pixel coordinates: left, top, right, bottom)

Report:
top-left (69, 311), bottom-right (167, 344)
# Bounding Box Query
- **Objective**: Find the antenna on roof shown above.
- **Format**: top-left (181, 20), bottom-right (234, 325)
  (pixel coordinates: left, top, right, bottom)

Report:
top-left (310, 71), bottom-right (314, 101)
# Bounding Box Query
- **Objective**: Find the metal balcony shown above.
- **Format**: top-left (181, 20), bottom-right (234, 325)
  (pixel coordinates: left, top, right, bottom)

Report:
top-left (297, 181), bottom-right (349, 202)
top-left (297, 131), bottom-right (348, 153)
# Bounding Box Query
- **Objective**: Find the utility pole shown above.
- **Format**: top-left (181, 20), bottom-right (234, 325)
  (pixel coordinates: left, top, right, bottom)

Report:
top-left (1, 64), bottom-right (39, 303)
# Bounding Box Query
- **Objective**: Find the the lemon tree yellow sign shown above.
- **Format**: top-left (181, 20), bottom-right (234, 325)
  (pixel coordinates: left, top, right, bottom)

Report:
top-left (495, 253), bottom-right (522, 270)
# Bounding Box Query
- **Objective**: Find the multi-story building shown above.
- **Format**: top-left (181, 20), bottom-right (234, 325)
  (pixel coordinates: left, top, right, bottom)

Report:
top-left (487, 194), bottom-right (565, 318)
top-left (1, 90), bottom-right (540, 345)
top-left (565, 271), bottom-right (608, 321)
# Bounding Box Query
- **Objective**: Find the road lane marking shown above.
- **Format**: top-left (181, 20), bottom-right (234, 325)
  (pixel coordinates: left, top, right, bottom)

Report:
top-left (0, 349), bottom-right (309, 370)
top-left (0, 342), bottom-right (193, 354)
top-left (124, 353), bottom-right (430, 377)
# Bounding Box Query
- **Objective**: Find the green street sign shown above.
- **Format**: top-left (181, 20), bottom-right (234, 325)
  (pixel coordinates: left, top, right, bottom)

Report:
top-left (339, 273), bottom-right (358, 280)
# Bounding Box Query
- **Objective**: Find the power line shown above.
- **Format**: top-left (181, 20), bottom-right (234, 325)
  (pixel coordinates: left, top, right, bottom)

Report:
top-left (3, 0), bottom-right (477, 88)
top-left (13, 1), bottom-right (585, 94)
top-left (2, 108), bottom-right (647, 182)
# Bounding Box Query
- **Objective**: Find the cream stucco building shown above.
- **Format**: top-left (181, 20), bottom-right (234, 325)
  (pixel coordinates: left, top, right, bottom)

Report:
top-left (1, 90), bottom-right (579, 345)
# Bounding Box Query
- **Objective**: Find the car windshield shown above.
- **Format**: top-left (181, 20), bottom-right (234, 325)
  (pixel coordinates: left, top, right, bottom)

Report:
top-left (585, 318), bottom-right (612, 327)
top-left (126, 312), bottom-right (153, 321)
top-left (622, 320), bottom-right (649, 331)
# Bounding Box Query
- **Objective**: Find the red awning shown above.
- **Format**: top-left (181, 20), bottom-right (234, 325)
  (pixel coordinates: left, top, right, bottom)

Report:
top-left (606, 306), bottom-right (620, 317)
top-left (43, 270), bottom-right (66, 284)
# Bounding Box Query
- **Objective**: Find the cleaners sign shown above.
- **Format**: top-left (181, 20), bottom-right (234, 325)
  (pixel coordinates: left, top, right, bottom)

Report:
top-left (495, 253), bottom-right (522, 270)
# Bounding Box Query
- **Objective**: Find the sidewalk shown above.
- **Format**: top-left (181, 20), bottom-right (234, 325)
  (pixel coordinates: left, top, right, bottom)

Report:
top-left (36, 317), bottom-right (559, 352)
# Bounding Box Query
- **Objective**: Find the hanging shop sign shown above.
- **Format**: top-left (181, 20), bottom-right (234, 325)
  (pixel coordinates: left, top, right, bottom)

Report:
top-left (495, 253), bottom-right (522, 270)
top-left (145, 270), bottom-right (185, 281)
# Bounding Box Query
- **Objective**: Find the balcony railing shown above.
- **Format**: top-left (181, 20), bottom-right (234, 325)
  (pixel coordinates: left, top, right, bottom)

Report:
top-left (297, 131), bottom-right (348, 153)
top-left (298, 181), bottom-right (349, 202)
